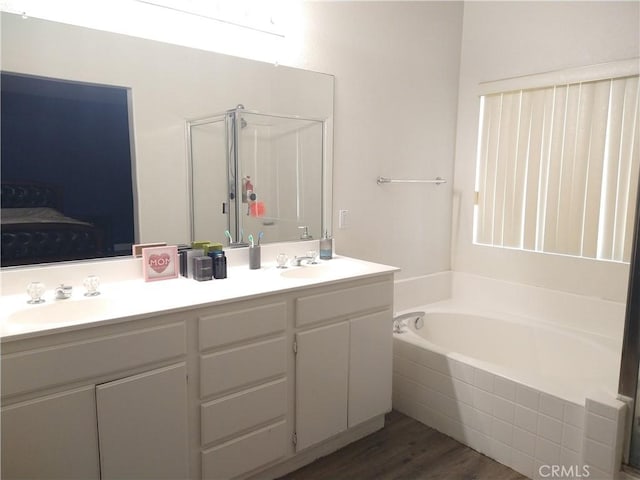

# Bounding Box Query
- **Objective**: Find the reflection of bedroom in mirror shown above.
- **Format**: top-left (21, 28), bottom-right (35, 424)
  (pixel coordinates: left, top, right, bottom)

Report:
top-left (1, 72), bottom-right (136, 266)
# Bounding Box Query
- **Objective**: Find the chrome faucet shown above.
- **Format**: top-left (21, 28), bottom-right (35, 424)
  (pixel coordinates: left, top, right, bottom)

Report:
top-left (298, 226), bottom-right (312, 240)
top-left (292, 256), bottom-right (315, 266)
top-left (55, 284), bottom-right (73, 300)
top-left (392, 311), bottom-right (426, 333)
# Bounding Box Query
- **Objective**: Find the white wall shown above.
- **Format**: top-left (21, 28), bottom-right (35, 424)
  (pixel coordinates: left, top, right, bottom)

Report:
top-left (452, 1), bottom-right (640, 302)
top-left (293, 1), bottom-right (464, 280)
top-left (1, 14), bottom-right (333, 247)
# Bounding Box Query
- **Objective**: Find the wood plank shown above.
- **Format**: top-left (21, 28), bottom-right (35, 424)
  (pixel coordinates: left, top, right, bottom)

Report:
top-left (277, 410), bottom-right (527, 480)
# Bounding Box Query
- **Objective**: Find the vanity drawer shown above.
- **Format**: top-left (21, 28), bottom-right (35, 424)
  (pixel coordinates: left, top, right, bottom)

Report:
top-left (200, 337), bottom-right (286, 398)
top-left (2, 322), bottom-right (186, 398)
top-left (296, 280), bottom-right (393, 327)
top-left (201, 378), bottom-right (287, 446)
top-left (202, 420), bottom-right (287, 480)
top-left (198, 301), bottom-right (286, 351)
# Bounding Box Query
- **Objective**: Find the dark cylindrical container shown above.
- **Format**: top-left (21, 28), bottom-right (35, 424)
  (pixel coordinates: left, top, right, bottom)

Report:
top-left (209, 250), bottom-right (227, 279)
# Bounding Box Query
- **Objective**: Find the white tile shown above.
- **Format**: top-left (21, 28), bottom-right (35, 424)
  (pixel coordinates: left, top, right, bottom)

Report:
top-left (562, 423), bottom-right (583, 453)
top-left (432, 390), bottom-right (458, 419)
top-left (419, 348), bottom-right (449, 374)
top-left (491, 439), bottom-right (512, 468)
top-left (449, 359), bottom-right (475, 384)
top-left (515, 404), bottom-right (538, 434)
top-left (474, 369), bottom-right (494, 393)
top-left (434, 371), bottom-right (456, 398)
top-left (533, 460), bottom-right (546, 480)
top-left (394, 396), bottom-right (421, 421)
top-left (585, 412), bottom-right (617, 447)
top-left (452, 378), bottom-right (474, 405)
top-left (422, 405), bottom-right (444, 430)
top-left (467, 428), bottom-right (491, 456)
top-left (393, 340), bottom-right (414, 361)
top-left (583, 438), bottom-right (614, 474)
top-left (494, 376), bottom-right (517, 401)
top-left (414, 383), bottom-right (435, 407)
top-left (516, 384), bottom-right (540, 411)
top-left (535, 437), bottom-right (561, 465)
top-left (473, 387), bottom-right (494, 415)
top-left (415, 364), bottom-right (438, 389)
top-left (583, 465), bottom-right (609, 479)
top-left (564, 402), bottom-right (585, 429)
top-left (474, 409), bottom-right (493, 436)
top-left (393, 373), bottom-right (417, 397)
top-left (560, 447), bottom-right (580, 470)
top-left (513, 426), bottom-right (536, 455)
top-left (493, 396), bottom-right (515, 423)
top-left (537, 414), bottom-right (563, 444)
top-left (442, 416), bottom-right (465, 442)
top-left (511, 450), bottom-right (534, 478)
top-left (393, 356), bottom-right (416, 377)
top-left (454, 401), bottom-right (476, 427)
top-left (492, 418), bottom-right (513, 446)
top-left (539, 393), bottom-right (564, 421)
top-left (585, 398), bottom-right (619, 421)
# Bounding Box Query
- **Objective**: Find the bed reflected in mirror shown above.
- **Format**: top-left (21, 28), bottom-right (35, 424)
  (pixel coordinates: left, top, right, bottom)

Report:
top-left (1, 72), bottom-right (135, 266)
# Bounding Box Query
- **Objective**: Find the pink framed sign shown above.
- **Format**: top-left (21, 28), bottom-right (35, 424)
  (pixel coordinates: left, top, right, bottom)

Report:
top-left (142, 245), bottom-right (179, 282)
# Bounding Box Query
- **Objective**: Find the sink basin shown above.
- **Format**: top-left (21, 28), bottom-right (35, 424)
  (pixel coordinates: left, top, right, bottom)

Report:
top-left (8, 297), bottom-right (114, 325)
top-left (279, 264), bottom-right (335, 279)
top-left (279, 260), bottom-right (368, 280)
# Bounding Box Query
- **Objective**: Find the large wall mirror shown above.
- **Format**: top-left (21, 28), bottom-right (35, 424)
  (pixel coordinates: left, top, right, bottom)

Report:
top-left (0, 12), bottom-right (334, 267)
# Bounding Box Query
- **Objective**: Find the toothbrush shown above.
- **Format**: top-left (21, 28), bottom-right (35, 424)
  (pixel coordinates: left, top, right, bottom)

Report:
top-left (248, 234), bottom-right (255, 248)
top-left (258, 231), bottom-right (264, 246)
top-left (224, 230), bottom-right (233, 244)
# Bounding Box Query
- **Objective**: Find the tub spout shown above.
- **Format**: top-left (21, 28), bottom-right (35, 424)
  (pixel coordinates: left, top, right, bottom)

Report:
top-left (393, 311), bottom-right (425, 333)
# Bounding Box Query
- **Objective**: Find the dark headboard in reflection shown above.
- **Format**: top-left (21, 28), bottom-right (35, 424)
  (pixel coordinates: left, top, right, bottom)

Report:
top-left (1, 182), bottom-right (104, 266)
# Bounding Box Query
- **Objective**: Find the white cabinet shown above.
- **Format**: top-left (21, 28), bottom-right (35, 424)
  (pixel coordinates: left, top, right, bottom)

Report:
top-left (198, 301), bottom-right (288, 479)
top-left (294, 280), bottom-right (394, 451)
top-left (1, 269), bottom-right (395, 480)
top-left (348, 310), bottom-right (393, 427)
top-left (96, 363), bottom-right (189, 480)
top-left (1, 318), bottom-right (188, 480)
top-left (1, 386), bottom-right (100, 480)
top-left (295, 322), bottom-right (350, 450)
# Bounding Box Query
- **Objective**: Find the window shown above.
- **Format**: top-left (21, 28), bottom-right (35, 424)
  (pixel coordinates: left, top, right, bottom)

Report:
top-left (474, 60), bottom-right (640, 262)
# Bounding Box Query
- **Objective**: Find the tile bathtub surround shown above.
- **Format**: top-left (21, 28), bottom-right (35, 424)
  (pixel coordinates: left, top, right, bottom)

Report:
top-left (392, 338), bottom-right (627, 480)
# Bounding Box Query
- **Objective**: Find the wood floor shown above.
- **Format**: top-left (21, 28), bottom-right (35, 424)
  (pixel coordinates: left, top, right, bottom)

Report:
top-left (278, 410), bottom-right (528, 480)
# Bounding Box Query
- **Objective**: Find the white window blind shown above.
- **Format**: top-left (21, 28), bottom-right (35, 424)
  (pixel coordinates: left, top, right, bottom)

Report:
top-left (474, 70), bottom-right (640, 262)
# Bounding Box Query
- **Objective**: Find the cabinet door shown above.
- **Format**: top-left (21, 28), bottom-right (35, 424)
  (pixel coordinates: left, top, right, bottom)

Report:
top-left (96, 363), bottom-right (189, 480)
top-left (1, 386), bottom-right (100, 479)
top-left (295, 322), bottom-right (349, 451)
top-left (348, 309), bottom-right (393, 427)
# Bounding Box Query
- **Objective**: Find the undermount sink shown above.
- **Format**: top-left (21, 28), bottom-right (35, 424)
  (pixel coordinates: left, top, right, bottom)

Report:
top-left (279, 264), bottom-right (335, 279)
top-left (8, 296), bottom-right (114, 325)
top-left (279, 260), bottom-right (367, 280)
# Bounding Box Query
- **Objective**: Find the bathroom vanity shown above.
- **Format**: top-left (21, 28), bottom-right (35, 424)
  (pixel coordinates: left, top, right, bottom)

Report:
top-left (0, 256), bottom-right (396, 479)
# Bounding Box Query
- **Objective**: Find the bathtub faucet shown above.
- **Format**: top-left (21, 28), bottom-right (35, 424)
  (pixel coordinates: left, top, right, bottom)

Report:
top-left (392, 311), bottom-right (425, 333)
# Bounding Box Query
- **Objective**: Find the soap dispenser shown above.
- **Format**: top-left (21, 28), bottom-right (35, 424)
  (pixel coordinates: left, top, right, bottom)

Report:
top-left (320, 231), bottom-right (333, 260)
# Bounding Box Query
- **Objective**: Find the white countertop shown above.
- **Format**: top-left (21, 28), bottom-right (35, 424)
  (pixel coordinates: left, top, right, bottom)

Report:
top-left (1, 256), bottom-right (398, 341)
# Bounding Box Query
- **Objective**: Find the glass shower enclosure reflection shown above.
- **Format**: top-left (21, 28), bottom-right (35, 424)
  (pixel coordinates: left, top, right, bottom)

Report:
top-left (188, 106), bottom-right (325, 246)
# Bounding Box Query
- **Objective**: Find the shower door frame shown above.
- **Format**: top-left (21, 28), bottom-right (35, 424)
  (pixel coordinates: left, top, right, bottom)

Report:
top-left (187, 105), bottom-right (330, 246)
top-left (618, 168), bottom-right (640, 470)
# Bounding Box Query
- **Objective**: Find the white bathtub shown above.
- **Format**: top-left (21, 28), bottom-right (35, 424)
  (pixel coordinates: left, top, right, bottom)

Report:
top-left (399, 308), bottom-right (620, 404)
top-left (392, 287), bottom-right (627, 480)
